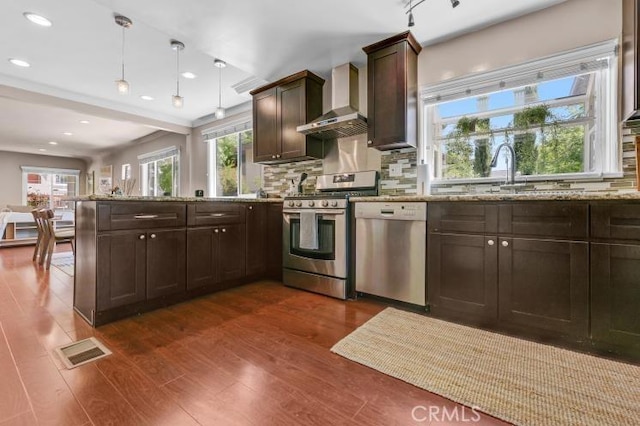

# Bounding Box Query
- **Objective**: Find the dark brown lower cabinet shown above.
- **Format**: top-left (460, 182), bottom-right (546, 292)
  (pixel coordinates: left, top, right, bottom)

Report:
top-left (428, 233), bottom-right (498, 323)
top-left (266, 203), bottom-right (283, 280)
top-left (498, 237), bottom-right (589, 338)
top-left (187, 224), bottom-right (246, 290)
top-left (246, 204), bottom-right (267, 277)
top-left (591, 243), bottom-right (640, 353)
top-left (97, 231), bottom-right (146, 310)
top-left (97, 228), bottom-right (185, 310)
top-left (219, 224), bottom-right (246, 281)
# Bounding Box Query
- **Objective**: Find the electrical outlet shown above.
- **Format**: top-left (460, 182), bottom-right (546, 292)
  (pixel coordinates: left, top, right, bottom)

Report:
top-left (389, 164), bottom-right (403, 177)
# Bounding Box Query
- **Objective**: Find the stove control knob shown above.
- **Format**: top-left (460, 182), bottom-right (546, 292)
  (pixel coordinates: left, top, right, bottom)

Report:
top-left (330, 201), bottom-right (338, 207)
top-left (295, 201), bottom-right (302, 207)
top-left (308, 201), bottom-right (315, 207)
top-left (321, 200), bottom-right (329, 207)
top-left (288, 201), bottom-right (295, 207)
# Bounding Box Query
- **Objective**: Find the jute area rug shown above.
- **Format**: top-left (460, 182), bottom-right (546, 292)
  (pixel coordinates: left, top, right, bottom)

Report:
top-left (331, 308), bottom-right (640, 426)
top-left (50, 252), bottom-right (74, 276)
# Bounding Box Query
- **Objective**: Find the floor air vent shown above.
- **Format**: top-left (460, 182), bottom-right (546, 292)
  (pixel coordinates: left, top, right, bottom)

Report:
top-left (54, 337), bottom-right (112, 369)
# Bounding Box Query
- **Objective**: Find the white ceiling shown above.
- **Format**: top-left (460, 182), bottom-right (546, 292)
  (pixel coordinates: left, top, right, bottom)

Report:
top-left (0, 0), bottom-right (567, 159)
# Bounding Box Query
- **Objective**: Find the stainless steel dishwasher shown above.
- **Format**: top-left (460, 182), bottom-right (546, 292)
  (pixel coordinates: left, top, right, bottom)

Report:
top-left (355, 202), bottom-right (427, 306)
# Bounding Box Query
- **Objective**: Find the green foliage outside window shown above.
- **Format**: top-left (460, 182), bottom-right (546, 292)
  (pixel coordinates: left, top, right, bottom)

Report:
top-left (443, 104), bottom-right (585, 179)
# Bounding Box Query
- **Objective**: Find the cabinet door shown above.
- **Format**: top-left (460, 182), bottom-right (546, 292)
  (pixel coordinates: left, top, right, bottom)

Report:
top-left (278, 79), bottom-right (307, 160)
top-left (266, 203), bottom-right (283, 280)
top-left (367, 43), bottom-right (404, 148)
top-left (253, 87), bottom-right (279, 162)
top-left (246, 204), bottom-right (266, 277)
top-left (592, 243), bottom-right (640, 351)
top-left (428, 233), bottom-right (498, 323)
top-left (218, 223), bottom-right (246, 282)
top-left (146, 229), bottom-right (186, 299)
top-left (97, 231), bottom-right (146, 310)
top-left (186, 227), bottom-right (218, 290)
top-left (498, 238), bottom-right (588, 338)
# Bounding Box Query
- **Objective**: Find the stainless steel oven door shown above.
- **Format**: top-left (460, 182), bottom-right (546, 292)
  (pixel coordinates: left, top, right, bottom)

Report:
top-left (282, 208), bottom-right (347, 278)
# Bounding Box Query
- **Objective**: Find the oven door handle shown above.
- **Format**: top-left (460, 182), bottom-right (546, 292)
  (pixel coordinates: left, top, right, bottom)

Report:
top-left (283, 209), bottom-right (344, 216)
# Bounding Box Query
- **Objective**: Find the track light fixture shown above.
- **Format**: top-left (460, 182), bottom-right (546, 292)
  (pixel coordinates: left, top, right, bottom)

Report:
top-left (114, 14), bottom-right (132, 95)
top-left (171, 40), bottom-right (185, 108)
top-left (406, 0), bottom-right (460, 27)
top-left (214, 59), bottom-right (226, 119)
top-left (408, 0), bottom-right (415, 27)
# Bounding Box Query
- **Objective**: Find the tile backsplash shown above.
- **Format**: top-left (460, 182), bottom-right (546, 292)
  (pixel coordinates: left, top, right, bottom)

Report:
top-left (379, 148), bottom-right (418, 195)
top-left (262, 159), bottom-right (324, 196)
top-left (260, 129), bottom-right (638, 196)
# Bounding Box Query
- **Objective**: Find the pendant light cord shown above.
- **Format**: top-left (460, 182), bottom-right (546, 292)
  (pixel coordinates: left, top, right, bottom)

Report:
top-left (121, 26), bottom-right (126, 80)
top-left (176, 48), bottom-right (180, 96)
top-left (218, 65), bottom-right (222, 109)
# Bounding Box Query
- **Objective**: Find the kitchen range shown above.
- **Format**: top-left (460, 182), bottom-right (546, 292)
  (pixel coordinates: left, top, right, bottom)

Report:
top-left (282, 170), bottom-right (378, 299)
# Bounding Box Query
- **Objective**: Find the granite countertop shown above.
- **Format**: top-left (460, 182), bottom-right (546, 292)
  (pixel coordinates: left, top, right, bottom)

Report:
top-left (350, 191), bottom-right (640, 202)
top-left (68, 195), bottom-right (283, 203)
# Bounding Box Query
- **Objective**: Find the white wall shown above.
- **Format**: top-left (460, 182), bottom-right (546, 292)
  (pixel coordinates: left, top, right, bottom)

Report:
top-left (99, 131), bottom-right (189, 196)
top-left (0, 151), bottom-right (87, 207)
top-left (419, 0), bottom-right (622, 86)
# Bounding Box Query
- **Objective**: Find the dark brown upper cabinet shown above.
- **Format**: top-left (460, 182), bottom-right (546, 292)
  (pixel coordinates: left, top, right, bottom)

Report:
top-left (363, 31), bottom-right (422, 151)
top-left (251, 70), bottom-right (324, 164)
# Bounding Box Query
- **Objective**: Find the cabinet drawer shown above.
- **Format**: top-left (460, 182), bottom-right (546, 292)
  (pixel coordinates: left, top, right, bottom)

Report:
top-left (591, 203), bottom-right (640, 241)
top-left (97, 202), bottom-right (186, 231)
top-left (499, 202), bottom-right (588, 239)
top-left (428, 203), bottom-right (498, 234)
top-left (187, 203), bottom-right (246, 227)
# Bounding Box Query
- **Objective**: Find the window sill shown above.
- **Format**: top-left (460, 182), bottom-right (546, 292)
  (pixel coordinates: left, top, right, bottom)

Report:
top-left (431, 171), bottom-right (624, 187)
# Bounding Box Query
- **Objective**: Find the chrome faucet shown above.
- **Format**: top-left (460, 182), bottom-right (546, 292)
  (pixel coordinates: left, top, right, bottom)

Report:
top-left (490, 142), bottom-right (516, 185)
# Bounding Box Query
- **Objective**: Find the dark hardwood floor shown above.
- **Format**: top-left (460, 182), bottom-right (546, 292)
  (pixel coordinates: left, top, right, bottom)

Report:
top-left (0, 245), bottom-right (507, 426)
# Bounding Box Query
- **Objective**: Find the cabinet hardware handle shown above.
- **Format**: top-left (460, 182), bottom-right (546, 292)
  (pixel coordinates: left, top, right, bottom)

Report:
top-left (222, 228), bottom-right (226, 232)
top-left (487, 239), bottom-right (495, 246)
top-left (214, 229), bottom-right (219, 233)
top-left (276, 154), bottom-right (281, 158)
top-left (150, 234), bottom-right (156, 239)
top-left (208, 213), bottom-right (225, 217)
top-left (271, 155), bottom-right (276, 159)
top-left (134, 214), bottom-right (158, 219)
top-left (502, 240), bottom-right (509, 247)
top-left (367, 140), bottom-right (372, 145)
top-left (139, 235), bottom-right (145, 240)
top-left (248, 206), bottom-right (253, 210)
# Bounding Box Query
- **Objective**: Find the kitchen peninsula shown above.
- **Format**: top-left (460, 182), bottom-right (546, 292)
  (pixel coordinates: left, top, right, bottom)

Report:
top-left (72, 196), bottom-right (283, 326)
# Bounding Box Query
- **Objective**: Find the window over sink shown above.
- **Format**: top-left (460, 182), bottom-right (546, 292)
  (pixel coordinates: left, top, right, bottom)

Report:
top-left (421, 40), bottom-right (618, 182)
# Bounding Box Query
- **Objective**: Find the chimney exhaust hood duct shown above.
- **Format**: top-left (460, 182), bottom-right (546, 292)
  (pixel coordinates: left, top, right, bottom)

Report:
top-left (297, 63), bottom-right (367, 139)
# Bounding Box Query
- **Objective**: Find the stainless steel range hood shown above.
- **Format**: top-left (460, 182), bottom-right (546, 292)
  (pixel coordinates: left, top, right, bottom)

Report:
top-left (297, 63), bottom-right (367, 139)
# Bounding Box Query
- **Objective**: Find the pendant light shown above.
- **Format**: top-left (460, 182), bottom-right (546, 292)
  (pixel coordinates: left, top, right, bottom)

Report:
top-left (171, 40), bottom-right (185, 108)
top-left (114, 15), bottom-right (132, 95)
top-left (214, 59), bottom-right (226, 119)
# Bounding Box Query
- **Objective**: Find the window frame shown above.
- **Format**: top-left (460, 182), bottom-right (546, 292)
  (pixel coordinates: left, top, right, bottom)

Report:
top-left (420, 39), bottom-right (619, 184)
top-left (138, 147), bottom-right (180, 197)
top-left (203, 117), bottom-right (261, 198)
top-left (21, 166), bottom-right (80, 209)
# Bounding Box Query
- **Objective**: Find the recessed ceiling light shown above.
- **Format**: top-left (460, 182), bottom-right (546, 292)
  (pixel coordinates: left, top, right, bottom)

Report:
top-left (79, 120), bottom-right (90, 124)
top-left (181, 72), bottom-right (197, 79)
top-left (39, 148), bottom-right (46, 152)
top-left (8, 58), bottom-right (30, 68)
top-left (140, 95), bottom-right (154, 101)
top-left (63, 132), bottom-right (73, 136)
top-left (48, 141), bottom-right (58, 145)
top-left (23, 12), bottom-right (52, 27)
